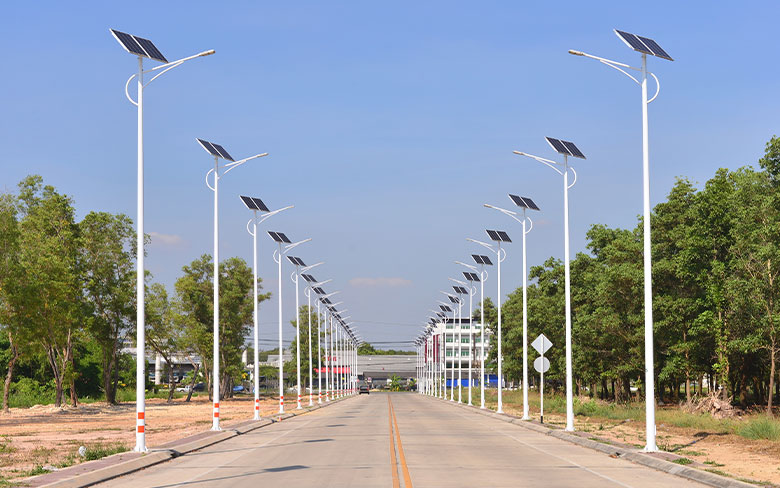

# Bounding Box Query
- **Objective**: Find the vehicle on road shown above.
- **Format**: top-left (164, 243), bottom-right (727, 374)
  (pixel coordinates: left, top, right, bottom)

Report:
top-left (359, 383), bottom-right (370, 395)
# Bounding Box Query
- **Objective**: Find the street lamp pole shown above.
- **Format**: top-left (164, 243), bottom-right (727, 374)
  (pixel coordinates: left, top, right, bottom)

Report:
top-left (112, 29), bottom-right (213, 452)
top-left (485, 196), bottom-right (539, 420)
top-left (203, 145), bottom-right (268, 431)
top-left (242, 200), bottom-right (293, 420)
top-left (569, 29), bottom-right (672, 451)
top-left (514, 138), bottom-right (584, 431)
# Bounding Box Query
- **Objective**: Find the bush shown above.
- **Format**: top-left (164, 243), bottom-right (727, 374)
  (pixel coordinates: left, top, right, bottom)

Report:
top-left (7, 378), bottom-right (54, 408)
top-left (736, 416), bottom-right (780, 441)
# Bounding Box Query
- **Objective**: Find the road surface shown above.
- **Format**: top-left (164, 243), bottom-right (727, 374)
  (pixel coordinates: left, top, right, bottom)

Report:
top-left (95, 393), bottom-right (707, 487)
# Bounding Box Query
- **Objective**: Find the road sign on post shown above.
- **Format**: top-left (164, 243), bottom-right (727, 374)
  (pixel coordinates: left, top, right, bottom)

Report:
top-left (532, 334), bottom-right (552, 424)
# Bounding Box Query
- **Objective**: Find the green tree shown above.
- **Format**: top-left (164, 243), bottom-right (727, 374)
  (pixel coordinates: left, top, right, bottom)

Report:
top-left (175, 254), bottom-right (268, 400)
top-left (79, 211), bottom-right (135, 404)
top-left (289, 305), bottom-right (321, 394)
top-left (15, 176), bottom-right (82, 407)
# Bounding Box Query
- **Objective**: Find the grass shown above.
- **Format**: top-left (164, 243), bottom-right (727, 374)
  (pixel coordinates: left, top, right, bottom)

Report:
top-left (476, 387), bottom-right (780, 444)
top-left (673, 457), bottom-right (693, 465)
top-left (736, 416), bottom-right (780, 441)
top-left (82, 443), bottom-right (128, 461)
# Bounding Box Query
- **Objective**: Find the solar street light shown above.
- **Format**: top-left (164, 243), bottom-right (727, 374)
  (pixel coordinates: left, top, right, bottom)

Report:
top-left (111, 29), bottom-right (214, 453)
top-left (454, 273), bottom-right (478, 406)
top-left (449, 281), bottom-right (470, 404)
top-left (513, 137), bottom-right (585, 431)
top-left (288, 259), bottom-right (321, 409)
top-left (465, 255), bottom-right (492, 408)
top-left (440, 294), bottom-right (460, 401)
top-left (569, 29), bottom-right (672, 452)
top-left (486, 195), bottom-right (540, 420)
top-left (241, 197), bottom-right (293, 420)
top-left (269, 232), bottom-right (311, 413)
top-left (304, 277), bottom-right (330, 405)
top-left (318, 291), bottom-right (339, 402)
top-left (200, 140), bottom-right (268, 431)
top-left (468, 231), bottom-right (510, 413)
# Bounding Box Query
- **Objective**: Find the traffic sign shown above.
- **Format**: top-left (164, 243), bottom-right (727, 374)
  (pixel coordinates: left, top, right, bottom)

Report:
top-left (534, 356), bottom-right (550, 373)
top-left (531, 334), bottom-right (552, 354)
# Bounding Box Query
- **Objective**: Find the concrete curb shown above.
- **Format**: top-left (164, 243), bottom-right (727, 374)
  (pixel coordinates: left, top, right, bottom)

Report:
top-left (427, 395), bottom-right (757, 488)
top-left (32, 396), bottom-right (354, 488)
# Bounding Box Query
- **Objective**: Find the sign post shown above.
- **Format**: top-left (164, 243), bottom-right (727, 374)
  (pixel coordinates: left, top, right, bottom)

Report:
top-left (532, 333), bottom-right (552, 424)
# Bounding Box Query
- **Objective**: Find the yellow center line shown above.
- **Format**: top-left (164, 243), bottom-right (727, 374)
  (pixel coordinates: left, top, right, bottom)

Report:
top-left (389, 396), bottom-right (414, 488)
top-left (388, 396), bottom-right (400, 488)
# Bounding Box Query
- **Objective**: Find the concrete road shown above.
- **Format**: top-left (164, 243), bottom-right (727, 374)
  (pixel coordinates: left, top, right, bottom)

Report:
top-left (95, 393), bottom-right (708, 487)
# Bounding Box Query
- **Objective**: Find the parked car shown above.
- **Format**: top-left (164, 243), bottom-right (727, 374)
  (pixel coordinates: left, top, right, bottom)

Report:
top-left (193, 382), bottom-right (205, 392)
top-left (233, 385), bottom-right (245, 393)
top-left (359, 383), bottom-right (370, 395)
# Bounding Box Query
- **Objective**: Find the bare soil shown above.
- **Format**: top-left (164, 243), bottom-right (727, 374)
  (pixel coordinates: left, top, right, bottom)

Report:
top-left (499, 402), bottom-right (780, 487)
top-left (0, 394), bottom-right (289, 485)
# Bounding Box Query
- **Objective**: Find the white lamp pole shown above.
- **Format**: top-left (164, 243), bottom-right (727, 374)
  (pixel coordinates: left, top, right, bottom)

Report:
top-left (271, 236), bottom-right (311, 414)
top-left (513, 146), bottom-right (580, 431)
top-left (468, 238), bottom-right (507, 413)
top-left (244, 204), bottom-right (293, 420)
top-left (485, 200), bottom-right (537, 420)
top-left (569, 29), bottom-right (672, 451)
top-left (112, 30), bottom-right (213, 452)
top-left (204, 149), bottom-right (267, 431)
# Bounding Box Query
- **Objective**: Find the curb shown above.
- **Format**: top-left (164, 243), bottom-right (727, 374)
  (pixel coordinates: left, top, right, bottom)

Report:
top-left (32, 396), bottom-right (354, 488)
top-left (426, 395), bottom-right (757, 488)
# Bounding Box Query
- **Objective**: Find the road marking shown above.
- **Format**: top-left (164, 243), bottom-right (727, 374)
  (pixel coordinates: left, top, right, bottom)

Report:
top-left (389, 397), bottom-right (414, 488)
top-left (388, 396), bottom-right (401, 488)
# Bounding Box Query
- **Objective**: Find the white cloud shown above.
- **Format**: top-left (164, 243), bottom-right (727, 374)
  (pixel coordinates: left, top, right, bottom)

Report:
top-left (349, 277), bottom-right (412, 287)
top-left (149, 232), bottom-right (184, 246)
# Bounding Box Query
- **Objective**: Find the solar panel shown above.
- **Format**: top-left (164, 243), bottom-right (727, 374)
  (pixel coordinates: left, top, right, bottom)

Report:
top-left (314, 287), bottom-right (325, 294)
top-left (614, 30), bottom-right (653, 55)
top-left (111, 30), bottom-right (146, 57)
top-left (268, 231), bottom-right (283, 242)
top-left (277, 232), bottom-right (291, 243)
top-left (545, 137), bottom-right (570, 155)
top-left (464, 272), bottom-right (480, 282)
top-left (453, 286), bottom-right (468, 294)
top-left (110, 29), bottom-right (168, 63)
top-left (440, 305), bottom-right (451, 312)
top-left (134, 36), bottom-right (168, 63)
top-left (210, 142), bottom-right (235, 162)
top-left (480, 255), bottom-right (493, 265)
top-left (615, 30), bottom-right (673, 61)
top-left (251, 197), bottom-right (269, 212)
top-left (301, 274), bottom-right (316, 282)
top-left (509, 194), bottom-right (527, 208)
top-left (546, 137), bottom-right (586, 159)
top-left (497, 231), bottom-right (512, 242)
top-left (287, 256), bottom-right (305, 266)
top-left (471, 254), bottom-right (484, 265)
top-left (636, 35), bottom-right (673, 61)
top-left (561, 141), bottom-right (586, 159)
top-left (486, 230), bottom-right (501, 241)
top-left (197, 138), bottom-right (221, 158)
top-left (448, 295), bottom-right (459, 304)
top-left (240, 196), bottom-right (259, 210)
top-left (522, 197), bottom-right (540, 211)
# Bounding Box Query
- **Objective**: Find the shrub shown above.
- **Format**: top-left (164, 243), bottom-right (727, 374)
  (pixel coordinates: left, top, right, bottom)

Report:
top-left (8, 378), bottom-right (54, 408)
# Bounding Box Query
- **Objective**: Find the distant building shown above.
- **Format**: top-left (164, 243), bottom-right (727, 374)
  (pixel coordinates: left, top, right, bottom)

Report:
top-left (356, 355), bottom-right (416, 383)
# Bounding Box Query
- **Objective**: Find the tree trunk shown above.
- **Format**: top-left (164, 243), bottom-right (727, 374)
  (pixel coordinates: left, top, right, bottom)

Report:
top-left (768, 342), bottom-right (776, 416)
top-left (46, 346), bottom-right (64, 408)
top-left (3, 332), bottom-right (18, 412)
top-left (167, 364), bottom-right (175, 404)
top-left (685, 370), bottom-right (691, 403)
top-left (185, 363), bottom-right (200, 403)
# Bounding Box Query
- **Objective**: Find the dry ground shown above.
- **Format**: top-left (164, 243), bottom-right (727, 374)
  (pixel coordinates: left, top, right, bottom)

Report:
top-left (0, 394), bottom-right (300, 485)
top-left (496, 398), bottom-right (780, 487)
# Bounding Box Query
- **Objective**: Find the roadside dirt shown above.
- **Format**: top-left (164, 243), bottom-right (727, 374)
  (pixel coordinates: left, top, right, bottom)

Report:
top-left (500, 402), bottom-right (780, 487)
top-left (0, 394), bottom-right (292, 485)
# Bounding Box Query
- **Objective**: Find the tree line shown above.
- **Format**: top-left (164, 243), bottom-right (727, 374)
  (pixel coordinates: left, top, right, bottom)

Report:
top-left (0, 175), bottom-right (271, 410)
top-left (478, 137), bottom-right (780, 413)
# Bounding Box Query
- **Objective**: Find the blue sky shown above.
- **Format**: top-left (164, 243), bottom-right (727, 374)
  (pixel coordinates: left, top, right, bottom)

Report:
top-left (2, 2), bottom-right (778, 350)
